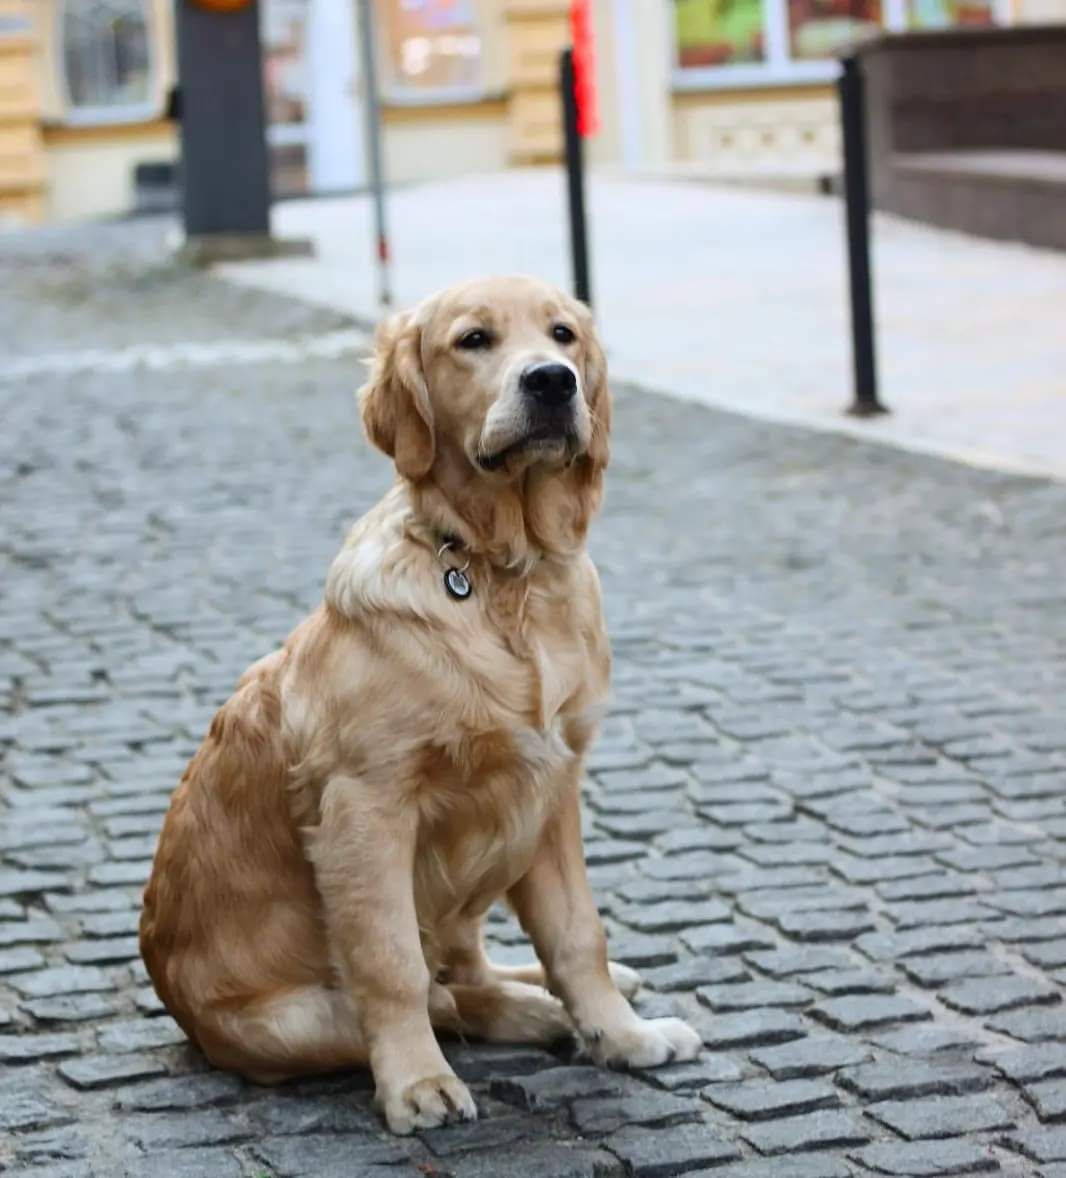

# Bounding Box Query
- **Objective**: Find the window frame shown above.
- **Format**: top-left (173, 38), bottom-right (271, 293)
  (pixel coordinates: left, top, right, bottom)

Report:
top-left (374, 0), bottom-right (488, 107)
top-left (57, 0), bottom-right (159, 126)
top-left (670, 0), bottom-right (1012, 91)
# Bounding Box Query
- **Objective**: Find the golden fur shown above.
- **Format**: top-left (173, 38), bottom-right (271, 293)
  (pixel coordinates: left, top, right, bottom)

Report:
top-left (140, 276), bottom-right (700, 1135)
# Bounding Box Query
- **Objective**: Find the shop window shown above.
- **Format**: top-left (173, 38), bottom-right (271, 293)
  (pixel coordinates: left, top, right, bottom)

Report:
top-left (675, 0), bottom-right (766, 66)
top-left (672, 0), bottom-right (1005, 85)
top-left (787, 0), bottom-right (881, 60)
top-left (60, 0), bottom-right (155, 120)
top-left (376, 0), bottom-right (483, 98)
top-left (907, 0), bottom-right (995, 27)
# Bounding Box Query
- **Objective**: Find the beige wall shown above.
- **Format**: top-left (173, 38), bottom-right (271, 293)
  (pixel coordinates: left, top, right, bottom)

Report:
top-left (43, 123), bottom-right (176, 221)
top-left (1015, 0), bottom-right (1066, 18)
top-left (382, 102), bottom-right (509, 183)
top-left (672, 87), bottom-right (839, 179)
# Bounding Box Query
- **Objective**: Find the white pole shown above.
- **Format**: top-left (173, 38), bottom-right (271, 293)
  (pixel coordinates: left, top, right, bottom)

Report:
top-left (356, 0), bottom-right (392, 307)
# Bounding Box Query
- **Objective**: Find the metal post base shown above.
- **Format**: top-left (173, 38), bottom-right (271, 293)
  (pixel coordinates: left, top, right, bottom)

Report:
top-left (846, 398), bottom-right (890, 418)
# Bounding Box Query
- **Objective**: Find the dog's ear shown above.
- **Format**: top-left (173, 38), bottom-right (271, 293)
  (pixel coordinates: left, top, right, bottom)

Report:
top-left (582, 318), bottom-right (611, 473)
top-left (360, 311), bottom-right (435, 481)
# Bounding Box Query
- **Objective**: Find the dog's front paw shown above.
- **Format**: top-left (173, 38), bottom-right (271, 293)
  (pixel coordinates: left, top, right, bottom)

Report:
top-left (584, 1016), bottom-right (702, 1069)
top-left (379, 1073), bottom-right (477, 1135)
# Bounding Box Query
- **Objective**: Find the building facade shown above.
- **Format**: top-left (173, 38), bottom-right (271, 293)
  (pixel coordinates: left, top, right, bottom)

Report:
top-left (1, 0), bottom-right (1063, 227)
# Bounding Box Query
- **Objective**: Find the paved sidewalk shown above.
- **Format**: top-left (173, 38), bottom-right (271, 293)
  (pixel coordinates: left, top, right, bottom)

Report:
top-left (2, 221), bottom-right (1066, 1178)
top-left (220, 170), bottom-right (1066, 483)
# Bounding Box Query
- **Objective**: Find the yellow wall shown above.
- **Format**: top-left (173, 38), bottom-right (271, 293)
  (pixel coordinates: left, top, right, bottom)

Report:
top-left (0, 0), bottom-right (44, 226)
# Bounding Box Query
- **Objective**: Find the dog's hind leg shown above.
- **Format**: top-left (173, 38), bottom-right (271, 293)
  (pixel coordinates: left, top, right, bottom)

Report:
top-left (431, 979), bottom-right (573, 1045)
top-left (198, 984), bottom-right (369, 1085)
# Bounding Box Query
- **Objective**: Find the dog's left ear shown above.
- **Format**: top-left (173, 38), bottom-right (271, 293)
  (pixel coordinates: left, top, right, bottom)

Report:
top-left (582, 318), bottom-right (611, 472)
top-left (360, 310), bottom-right (435, 481)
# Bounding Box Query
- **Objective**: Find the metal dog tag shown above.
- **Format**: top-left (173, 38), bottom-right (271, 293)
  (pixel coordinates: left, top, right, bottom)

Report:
top-left (444, 567), bottom-right (471, 600)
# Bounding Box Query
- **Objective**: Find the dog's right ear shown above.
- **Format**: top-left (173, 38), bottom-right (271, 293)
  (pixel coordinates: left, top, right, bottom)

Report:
top-left (360, 310), bottom-right (435, 481)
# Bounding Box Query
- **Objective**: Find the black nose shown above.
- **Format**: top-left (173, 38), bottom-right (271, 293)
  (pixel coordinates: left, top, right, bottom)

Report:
top-left (521, 362), bottom-right (576, 407)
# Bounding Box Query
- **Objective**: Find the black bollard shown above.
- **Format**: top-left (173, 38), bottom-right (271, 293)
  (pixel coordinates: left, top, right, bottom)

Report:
top-left (838, 53), bottom-right (887, 417)
top-left (560, 48), bottom-right (592, 308)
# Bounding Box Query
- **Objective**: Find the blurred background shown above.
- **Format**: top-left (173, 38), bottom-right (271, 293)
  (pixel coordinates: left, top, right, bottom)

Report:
top-left (1, 0), bottom-right (1065, 475)
top-left (2, 0), bottom-right (1060, 223)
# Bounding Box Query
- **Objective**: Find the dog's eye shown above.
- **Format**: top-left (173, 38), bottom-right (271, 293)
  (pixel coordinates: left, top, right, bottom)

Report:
top-left (456, 329), bottom-right (491, 351)
top-left (551, 324), bottom-right (576, 345)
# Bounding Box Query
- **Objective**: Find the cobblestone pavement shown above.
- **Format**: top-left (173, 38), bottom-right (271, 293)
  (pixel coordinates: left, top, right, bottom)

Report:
top-left (3, 221), bottom-right (1066, 1178)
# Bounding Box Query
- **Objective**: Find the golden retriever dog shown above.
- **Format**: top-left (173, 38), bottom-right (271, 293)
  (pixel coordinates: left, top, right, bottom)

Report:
top-left (140, 275), bottom-right (701, 1135)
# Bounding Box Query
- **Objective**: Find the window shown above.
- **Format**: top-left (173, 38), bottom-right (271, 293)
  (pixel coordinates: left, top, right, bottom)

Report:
top-left (787, 0), bottom-right (881, 61)
top-left (376, 0), bottom-right (483, 100)
top-left (672, 0), bottom-right (1007, 86)
top-left (675, 0), bottom-right (766, 66)
top-left (907, 0), bottom-right (995, 28)
top-left (60, 0), bottom-right (155, 121)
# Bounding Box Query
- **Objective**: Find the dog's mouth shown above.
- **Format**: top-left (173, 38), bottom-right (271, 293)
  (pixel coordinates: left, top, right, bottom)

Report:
top-left (477, 426), bottom-right (576, 472)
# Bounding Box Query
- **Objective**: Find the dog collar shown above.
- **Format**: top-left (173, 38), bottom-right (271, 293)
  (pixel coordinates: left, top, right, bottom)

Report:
top-left (437, 535), bottom-right (472, 601)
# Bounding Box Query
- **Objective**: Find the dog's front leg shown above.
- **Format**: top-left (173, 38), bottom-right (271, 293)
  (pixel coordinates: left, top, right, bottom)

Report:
top-left (510, 780), bottom-right (702, 1068)
top-left (310, 775), bottom-right (476, 1135)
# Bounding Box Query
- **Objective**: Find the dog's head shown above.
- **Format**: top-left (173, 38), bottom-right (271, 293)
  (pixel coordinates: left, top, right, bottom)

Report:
top-left (360, 276), bottom-right (610, 486)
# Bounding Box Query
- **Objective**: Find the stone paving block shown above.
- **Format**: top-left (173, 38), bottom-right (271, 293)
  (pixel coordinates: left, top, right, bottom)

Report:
top-left (681, 922), bottom-right (776, 956)
top-left (65, 935), bottom-right (141, 964)
top-left (420, 1112), bottom-right (534, 1156)
top-left (251, 1132), bottom-right (410, 1176)
top-left (992, 1043), bottom-right (1066, 1085)
top-left (1025, 1079), bottom-right (1066, 1123)
top-left (651, 1056), bottom-right (746, 1089)
top-left (122, 1109), bottom-right (250, 1150)
top-left (696, 980), bottom-right (813, 1012)
top-left (642, 957), bottom-right (750, 991)
top-left (866, 1093), bottom-right (1014, 1139)
top-left (810, 994), bottom-right (931, 1032)
top-left (9, 965), bottom-right (115, 998)
top-left (1006, 1125), bottom-right (1066, 1162)
top-left (697, 1009), bottom-right (808, 1050)
top-left (0, 945), bottom-right (47, 973)
top-left (1023, 940), bottom-right (1066, 970)
top-left (447, 1142), bottom-right (622, 1178)
top-left (839, 1058), bottom-right (992, 1101)
top-left (703, 1078), bottom-right (838, 1120)
top-left (900, 951), bottom-right (1013, 988)
top-left (570, 1090), bottom-right (701, 1134)
top-left (854, 1139), bottom-right (999, 1175)
top-left (774, 908), bottom-right (876, 942)
top-left (987, 1008), bottom-right (1066, 1042)
top-left (127, 1147), bottom-right (246, 1178)
top-left (96, 1016), bottom-right (186, 1052)
top-left (246, 1094), bottom-right (380, 1137)
top-left (21, 994), bottom-right (120, 1023)
top-left (741, 1108), bottom-right (870, 1155)
top-left (491, 1065), bottom-right (630, 1111)
top-left (0, 1031), bottom-right (82, 1062)
top-left (856, 926), bottom-right (984, 961)
top-left (114, 1072), bottom-right (245, 1110)
top-left (0, 917), bottom-right (65, 945)
top-left (706, 1160), bottom-right (851, 1178)
top-left (803, 968), bottom-right (895, 995)
top-left (749, 1034), bottom-right (869, 1079)
top-left (604, 1121), bottom-right (741, 1176)
top-left (12, 1124), bottom-right (88, 1164)
top-left (615, 900), bottom-right (732, 932)
top-left (58, 1052), bottom-right (168, 1089)
top-left (743, 947), bottom-right (852, 976)
top-left (2, 1065), bottom-right (75, 1131)
top-left (940, 974), bottom-right (1061, 1015)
